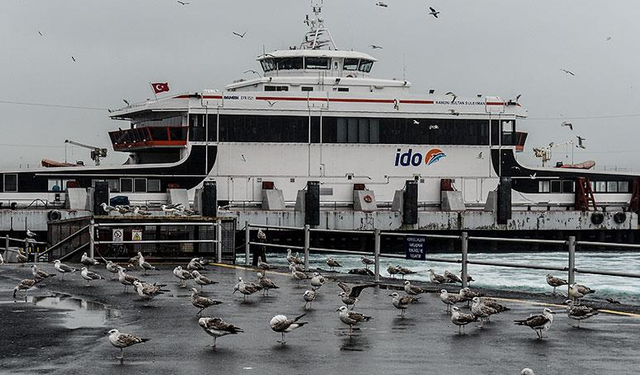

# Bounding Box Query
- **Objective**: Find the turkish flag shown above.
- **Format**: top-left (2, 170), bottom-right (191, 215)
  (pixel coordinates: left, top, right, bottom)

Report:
top-left (151, 82), bottom-right (170, 94)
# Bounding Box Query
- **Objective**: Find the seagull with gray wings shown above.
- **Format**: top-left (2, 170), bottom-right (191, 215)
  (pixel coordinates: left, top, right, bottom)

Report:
top-left (191, 288), bottom-right (222, 315)
top-left (270, 313), bottom-right (308, 345)
top-left (565, 300), bottom-right (598, 327)
top-left (191, 270), bottom-right (217, 290)
top-left (198, 317), bottom-right (243, 348)
top-left (257, 272), bottom-right (279, 296)
top-left (389, 292), bottom-right (419, 318)
top-left (569, 283), bottom-right (595, 304)
top-left (31, 265), bottom-right (55, 280)
top-left (514, 308), bottom-right (556, 340)
top-left (546, 274), bottom-right (568, 295)
top-left (81, 267), bottom-right (104, 286)
top-left (337, 305), bottom-right (372, 334)
top-left (107, 329), bottom-right (149, 365)
top-left (451, 306), bottom-right (478, 334)
top-left (404, 280), bottom-right (427, 296)
top-left (81, 252), bottom-right (100, 267)
top-left (337, 282), bottom-right (376, 309)
top-left (429, 269), bottom-right (447, 284)
top-left (54, 259), bottom-right (78, 280)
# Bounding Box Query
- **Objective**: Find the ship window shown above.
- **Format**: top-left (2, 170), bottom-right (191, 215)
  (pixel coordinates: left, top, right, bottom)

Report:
top-left (134, 178), bottom-right (147, 193)
top-left (276, 57), bottom-right (303, 70)
top-left (562, 180), bottom-right (574, 193)
top-left (120, 178), bottom-right (133, 193)
top-left (538, 181), bottom-right (550, 193)
top-left (336, 87), bottom-right (349, 92)
top-left (150, 127), bottom-right (169, 141)
top-left (594, 181), bottom-right (606, 193)
top-left (48, 179), bottom-right (62, 192)
top-left (302, 86), bottom-right (314, 92)
top-left (148, 179), bottom-right (161, 193)
top-left (107, 179), bottom-right (120, 193)
top-left (261, 58), bottom-right (276, 72)
top-left (190, 114), bottom-right (205, 141)
top-left (311, 117), bottom-right (320, 143)
top-left (4, 174), bottom-right (17, 192)
top-left (169, 127), bottom-right (187, 141)
top-left (551, 180), bottom-right (561, 193)
top-left (305, 57), bottom-right (330, 70)
top-left (619, 181), bottom-right (630, 193)
top-left (265, 85), bottom-right (289, 92)
top-left (343, 58), bottom-right (359, 71)
top-left (607, 181), bottom-right (618, 193)
top-left (219, 115), bottom-right (308, 142)
top-left (358, 60), bottom-right (373, 73)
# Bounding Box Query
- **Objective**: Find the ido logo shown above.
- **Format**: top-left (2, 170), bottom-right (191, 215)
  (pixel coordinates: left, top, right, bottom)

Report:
top-left (394, 148), bottom-right (446, 167)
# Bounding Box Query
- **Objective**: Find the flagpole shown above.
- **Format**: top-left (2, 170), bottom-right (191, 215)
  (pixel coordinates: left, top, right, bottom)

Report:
top-left (149, 82), bottom-right (158, 100)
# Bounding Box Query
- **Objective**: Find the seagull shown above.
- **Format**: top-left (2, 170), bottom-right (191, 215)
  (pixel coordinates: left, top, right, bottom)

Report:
top-left (191, 270), bottom-right (218, 290)
top-left (266, 100), bottom-right (276, 107)
top-left (471, 297), bottom-right (498, 327)
top-left (53, 259), bottom-right (78, 280)
top-left (428, 269), bottom-right (447, 284)
top-left (565, 300), bottom-right (598, 328)
top-left (81, 252), bottom-right (100, 266)
top-left (177, 0), bottom-right (189, 4)
top-left (606, 297), bottom-right (621, 304)
top-left (370, 44), bottom-right (383, 49)
top-left (444, 270), bottom-right (462, 284)
top-left (31, 265), bottom-right (55, 279)
top-left (514, 308), bottom-right (556, 340)
top-left (337, 306), bottom-right (372, 334)
top-left (451, 306), bottom-right (478, 334)
top-left (286, 249), bottom-right (303, 264)
top-left (521, 369), bottom-right (536, 375)
top-left (137, 252), bottom-right (157, 275)
top-left (16, 249), bottom-right (28, 264)
top-left (187, 257), bottom-right (205, 271)
top-left (270, 313), bottom-right (308, 345)
top-left (310, 272), bottom-right (326, 290)
top-left (38, 31), bottom-right (43, 36)
top-left (81, 267), bottom-right (104, 286)
top-left (118, 267), bottom-right (142, 293)
top-left (387, 263), bottom-right (400, 278)
top-left (412, 119), bottom-right (420, 125)
top-left (546, 274), bottom-right (568, 295)
top-left (105, 260), bottom-right (119, 279)
top-left (133, 280), bottom-right (167, 305)
top-left (428, 6), bottom-right (440, 18)
top-left (233, 276), bottom-right (262, 301)
top-left (173, 266), bottom-right (193, 287)
top-left (389, 292), bottom-right (419, 318)
top-left (71, 56), bottom-right (76, 62)
top-left (445, 91), bottom-right (457, 103)
top-left (13, 277), bottom-right (41, 300)
top-left (516, 93), bottom-right (522, 102)
top-left (303, 289), bottom-right (317, 310)
top-left (161, 204), bottom-right (184, 216)
top-left (257, 259), bottom-right (274, 271)
top-left (101, 202), bottom-right (118, 214)
top-left (360, 256), bottom-right (375, 269)
top-left (107, 329), bottom-right (149, 365)
top-left (0, 254), bottom-right (3, 266)
top-left (477, 152), bottom-right (483, 159)
top-left (458, 287), bottom-right (482, 304)
top-left (198, 317), bottom-right (243, 348)
top-left (560, 68), bottom-right (575, 76)
top-left (257, 272), bottom-right (279, 296)
top-left (191, 288), bottom-right (222, 315)
top-left (440, 289), bottom-right (464, 313)
top-left (115, 205), bottom-right (130, 215)
top-left (26, 229), bottom-right (36, 238)
top-left (232, 31), bottom-right (247, 38)
top-left (375, 1), bottom-right (388, 7)
top-left (429, 124), bottom-right (439, 130)
top-left (576, 135), bottom-right (586, 149)
top-left (404, 280), bottom-right (427, 296)
top-left (289, 262), bottom-right (305, 273)
top-left (396, 265), bottom-right (415, 279)
top-left (561, 121), bottom-right (574, 131)
top-left (569, 283), bottom-right (595, 304)
top-left (121, 99), bottom-right (130, 106)
top-left (132, 206), bottom-right (152, 216)
top-left (337, 282), bottom-right (375, 309)
top-left (288, 264), bottom-right (308, 285)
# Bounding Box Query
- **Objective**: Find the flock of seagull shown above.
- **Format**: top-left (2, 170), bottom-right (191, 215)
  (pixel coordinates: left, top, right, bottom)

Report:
top-left (4, 247), bottom-right (602, 372)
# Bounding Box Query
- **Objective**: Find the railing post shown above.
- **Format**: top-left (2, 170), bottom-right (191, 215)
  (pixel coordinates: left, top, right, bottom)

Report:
top-left (244, 221), bottom-right (250, 266)
top-left (304, 224), bottom-right (310, 271)
top-left (461, 231), bottom-right (468, 289)
top-left (216, 219), bottom-right (222, 263)
top-left (374, 228), bottom-right (381, 283)
top-left (568, 235), bottom-right (576, 289)
top-left (5, 235), bottom-right (8, 252)
top-left (89, 218), bottom-right (95, 259)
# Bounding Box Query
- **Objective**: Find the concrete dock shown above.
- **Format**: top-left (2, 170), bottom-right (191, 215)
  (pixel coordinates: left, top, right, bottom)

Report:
top-left (1, 263), bottom-right (639, 374)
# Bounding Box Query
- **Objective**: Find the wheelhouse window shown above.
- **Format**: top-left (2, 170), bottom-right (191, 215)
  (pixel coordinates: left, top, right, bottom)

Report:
top-left (594, 181), bottom-right (606, 193)
top-left (343, 58), bottom-right (359, 71)
top-left (134, 178), bottom-right (147, 193)
top-left (120, 178), bottom-right (133, 193)
top-left (48, 179), bottom-right (62, 192)
top-left (261, 58), bottom-right (276, 72)
top-left (551, 180), bottom-right (561, 193)
top-left (619, 181), bottom-right (630, 193)
top-left (276, 57), bottom-right (303, 70)
top-left (4, 174), bottom-right (17, 192)
top-left (148, 179), bottom-right (161, 193)
top-left (107, 179), bottom-right (120, 193)
top-left (562, 180), bottom-right (574, 193)
top-left (358, 60), bottom-right (374, 73)
top-left (305, 57), bottom-right (330, 70)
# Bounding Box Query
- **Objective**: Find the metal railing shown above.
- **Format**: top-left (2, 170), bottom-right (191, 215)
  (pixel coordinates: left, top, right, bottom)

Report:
top-left (2, 235), bottom-right (48, 263)
top-left (90, 218), bottom-right (224, 262)
top-left (243, 221), bottom-right (640, 288)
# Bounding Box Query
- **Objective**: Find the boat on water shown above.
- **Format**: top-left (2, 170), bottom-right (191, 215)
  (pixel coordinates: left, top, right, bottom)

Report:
top-left (0, 2), bottom-right (638, 237)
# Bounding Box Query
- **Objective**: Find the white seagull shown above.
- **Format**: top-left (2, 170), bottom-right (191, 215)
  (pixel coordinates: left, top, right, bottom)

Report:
top-left (107, 329), bottom-right (149, 365)
top-left (389, 292), bottom-right (419, 318)
top-left (173, 266), bottom-right (193, 287)
top-left (81, 252), bottom-right (100, 267)
top-left (303, 289), bottom-right (317, 310)
top-left (53, 259), bottom-right (78, 280)
top-left (451, 306), bottom-right (478, 334)
top-left (514, 308), bottom-right (556, 340)
top-left (81, 267), bottom-right (104, 286)
top-left (270, 313), bottom-right (308, 345)
top-left (337, 305), bottom-right (372, 335)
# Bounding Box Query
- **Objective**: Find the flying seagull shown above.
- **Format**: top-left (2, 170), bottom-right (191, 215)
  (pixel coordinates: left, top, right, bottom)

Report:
top-left (107, 329), bottom-right (149, 365)
top-left (198, 317), bottom-right (243, 349)
top-left (561, 121), bottom-right (573, 130)
top-left (514, 308), bottom-right (556, 340)
top-left (71, 56), bottom-right (76, 62)
top-left (38, 31), bottom-right (43, 36)
top-left (429, 124), bottom-right (439, 130)
top-left (445, 91), bottom-right (457, 103)
top-left (337, 282), bottom-right (376, 309)
top-left (576, 136), bottom-right (586, 149)
top-left (370, 44), bottom-right (383, 49)
top-left (560, 68), bottom-right (575, 76)
top-left (177, 1), bottom-right (190, 5)
top-left (428, 7), bottom-right (440, 18)
top-left (270, 313), bottom-right (308, 345)
top-left (375, 2), bottom-right (388, 7)
top-left (122, 99), bottom-right (130, 106)
top-left (232, 31), bottom-right (247, 38)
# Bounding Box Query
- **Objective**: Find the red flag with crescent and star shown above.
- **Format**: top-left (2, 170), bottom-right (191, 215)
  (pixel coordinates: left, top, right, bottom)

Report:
top-left (151, 82), bottom-right (170, 94)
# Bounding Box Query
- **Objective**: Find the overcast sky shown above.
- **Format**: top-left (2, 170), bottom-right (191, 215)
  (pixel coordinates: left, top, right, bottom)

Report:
top-left (1, 0), bottom-right (638, 171)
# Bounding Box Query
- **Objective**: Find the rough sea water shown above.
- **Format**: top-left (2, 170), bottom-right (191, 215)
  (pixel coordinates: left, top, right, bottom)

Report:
top-left (238, 250), bottom-right (640, 304)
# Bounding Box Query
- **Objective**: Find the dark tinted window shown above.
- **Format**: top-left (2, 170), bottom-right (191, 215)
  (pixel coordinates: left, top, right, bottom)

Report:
top-left (121, 178), bottom-right (133, 193)
top-left (150, 127), bottom-right (168, 141)
top-left (134, 178), bottom-right (147, 193)
top-left (4, 174), bottom-right (17, 192)
top-left (343, 58), bottom-right (359, 71)
top-left (276, 57), bottom-right (303, 70)
top-left (305, 57), bottom-right (330, 70)
top-left (219, 115), bottom-right (308, 142)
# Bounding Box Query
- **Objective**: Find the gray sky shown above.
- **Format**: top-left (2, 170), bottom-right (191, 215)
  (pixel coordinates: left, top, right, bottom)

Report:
top-left (1, 0), bottom-right (638, 171)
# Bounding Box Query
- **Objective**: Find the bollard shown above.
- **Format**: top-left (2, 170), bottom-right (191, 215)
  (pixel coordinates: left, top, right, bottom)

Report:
top-left (89, 218), bottom-right (95, 259)
top-left (568, 236), bottom-right (576, 289)
top-left (304, 225), bottom-right (310, 271)
top-left (461, 231), bottom-right (468, 289)
top-left (374, 229), bottom-right (381, 283)
top-left (244, 221), bottom-right (250, 266)
top-left (216, 219), bottom-right (222, 263)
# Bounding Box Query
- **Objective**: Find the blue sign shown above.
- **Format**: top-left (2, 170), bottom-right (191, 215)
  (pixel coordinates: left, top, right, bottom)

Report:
top-left (405, 236), bottom-right (427, 260)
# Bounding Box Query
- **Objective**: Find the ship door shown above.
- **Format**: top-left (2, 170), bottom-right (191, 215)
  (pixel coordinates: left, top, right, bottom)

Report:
top-left (463, 178), bottom-right (480, 203)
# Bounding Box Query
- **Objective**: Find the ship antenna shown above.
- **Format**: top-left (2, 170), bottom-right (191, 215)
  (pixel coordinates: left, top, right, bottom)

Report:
top-left (301, 0), bottom-right (336, 50)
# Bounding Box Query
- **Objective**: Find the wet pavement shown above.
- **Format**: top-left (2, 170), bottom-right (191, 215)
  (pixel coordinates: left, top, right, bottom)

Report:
top-left (1, 262), bottom-right (639, 375)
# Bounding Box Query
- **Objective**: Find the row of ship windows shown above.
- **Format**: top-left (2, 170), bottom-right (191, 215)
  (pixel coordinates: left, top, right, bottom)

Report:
top-left (189, 114), bottom-right (516, 145)
top-left (537, 180), bottom-right (631, 193)
top-left (260, 57), bottom-right (374, 73)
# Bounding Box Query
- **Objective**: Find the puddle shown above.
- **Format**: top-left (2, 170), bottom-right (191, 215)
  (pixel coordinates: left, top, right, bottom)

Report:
top-left (12, 294), bottom-right (119, 329)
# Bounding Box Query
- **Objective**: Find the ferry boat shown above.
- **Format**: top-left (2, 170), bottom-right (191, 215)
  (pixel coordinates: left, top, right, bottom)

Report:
top-left (0, 2), bottom-right (638, 228)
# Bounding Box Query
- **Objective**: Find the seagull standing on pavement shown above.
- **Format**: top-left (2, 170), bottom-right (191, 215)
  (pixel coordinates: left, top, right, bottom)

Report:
top-left (270, 313), bottom-right (308, 345)
top-left (569, 283), bottom-right (595, 304)
top-left (118, 267), bottom-right (142, 293)
top-left (173, 266), bottom-right (193, 287)
top-left (565, 299), bottom-right (599, 328)
top-left (310, 272), bottom-right (326, 291)
top-left (303, 289), bottom-right (317, 310)
top-left (429, 269), bottom-right (447, 284)
top-left (138, 252), bottom-right (157, 275)
top-left (32, 265), bottom-right (55, 279)
top-left (105, 261), bottom-right (119, 279)
top-left (440, 289), bottom-right (463, 313)
top-left (81, 252), bottom-right (100, 267)
top-left (451, 306), bottom-right (478, 334)
top-left (233, 276), bottom-right (262, 301)
top-left (326, 256), bottom-right (342, 271)
top-left (387, 263), bottom-right (400, 278)
top-left (444, 270), bottom-right (462, 284)
top-left (187, 257), bottom-right (205, 271)
top-left (198, 317), bottom-right (243, 349)
top-left (337, 306), bottom-right (372, 335)
top-left (257, 272), bottom-right (279, 296)
top-left (107, 329), bottom-right (149, 365)
top-left (361, 256), bottom-right (375, 269)
top-left (389, 292), bottom-right (419, 318)
top-left (13, 277), bottom-right (41, 300)
top-left (404, 280), bottom-right (427, 296)
top-left (191, 270), bottom-right (217, 290)
top-left (81, 267), bottom-right (104, 286)
top-left (53, 259), bottom-right (78, 280)
top-left (514, 308), bottom-right (556, 340)
top-left (191, 288), bottom-right (222, 315)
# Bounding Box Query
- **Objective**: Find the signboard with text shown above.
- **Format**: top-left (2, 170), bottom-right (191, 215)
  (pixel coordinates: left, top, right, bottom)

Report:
top-left (405, 236), bottom-right (426, 260)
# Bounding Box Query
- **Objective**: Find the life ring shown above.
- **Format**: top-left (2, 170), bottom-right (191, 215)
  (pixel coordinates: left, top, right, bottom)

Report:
top-left (363, 195), bottom-right (373, 203)
top-left (590, 212), bottom-right (604, 225)
top-left (613, 212), bottom-right (626, 224)
top-left (47, 210), bottom-right (62, 222)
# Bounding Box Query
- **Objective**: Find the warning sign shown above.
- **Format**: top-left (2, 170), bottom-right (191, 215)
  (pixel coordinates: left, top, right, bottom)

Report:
top-left (405, 236), bottom-right (427, 260)
top-left (132, 229), bottom-right (143, 242)
top-left (112, 228), bottom-right (124, 244)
